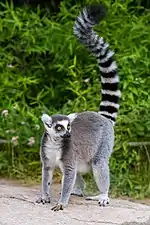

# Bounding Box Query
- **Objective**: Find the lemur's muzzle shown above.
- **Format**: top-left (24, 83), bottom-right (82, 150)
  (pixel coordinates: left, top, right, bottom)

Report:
top-left (62, 131), bottom-right (71, 138)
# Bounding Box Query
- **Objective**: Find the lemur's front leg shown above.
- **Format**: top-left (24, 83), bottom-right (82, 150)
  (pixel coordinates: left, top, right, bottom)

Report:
top-left (51, 164), bottom-right (76, 211)
top-left (36, 165), bottom-right (54, 204)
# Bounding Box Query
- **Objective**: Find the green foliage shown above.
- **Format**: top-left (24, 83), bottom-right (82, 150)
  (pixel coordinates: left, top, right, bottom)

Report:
top-left (0, 0), bottom-right (150, 198)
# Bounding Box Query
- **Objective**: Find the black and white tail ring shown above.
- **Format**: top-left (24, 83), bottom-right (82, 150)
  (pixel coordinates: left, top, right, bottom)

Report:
top-left (74, 4), bottom-right (121, 124)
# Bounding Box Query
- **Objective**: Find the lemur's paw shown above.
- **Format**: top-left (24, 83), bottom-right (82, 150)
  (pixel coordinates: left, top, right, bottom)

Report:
top-left (36, 196), bottom-right (51, 204)
top-left (98, 194), bottom-right (109, 207)
top-left (71, 187), bottom-right (84, 197)
top-left (51, 203), bottom-right (65, 211)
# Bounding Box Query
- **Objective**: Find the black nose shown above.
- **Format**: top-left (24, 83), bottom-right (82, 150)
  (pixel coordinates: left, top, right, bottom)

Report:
top-left (63, 131), bottom-right (71, 138)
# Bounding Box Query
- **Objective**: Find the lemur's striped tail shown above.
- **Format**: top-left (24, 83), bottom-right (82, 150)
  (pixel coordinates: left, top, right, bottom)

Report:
top-left (73, 4), bottom-right (121, 125)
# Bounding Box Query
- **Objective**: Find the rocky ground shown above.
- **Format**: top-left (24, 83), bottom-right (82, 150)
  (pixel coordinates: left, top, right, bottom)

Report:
top-left (0, 179), bottom-right (150, 225)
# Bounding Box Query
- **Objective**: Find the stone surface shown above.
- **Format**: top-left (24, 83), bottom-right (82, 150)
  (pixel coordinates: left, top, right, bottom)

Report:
top-left (0, 180), bottom-right (150, 225)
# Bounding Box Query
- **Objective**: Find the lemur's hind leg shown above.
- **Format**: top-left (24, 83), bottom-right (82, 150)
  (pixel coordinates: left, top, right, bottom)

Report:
top-left (86, 158), bottom-right (110, 206)
top-left (71, 173), bottom-right (85, 197)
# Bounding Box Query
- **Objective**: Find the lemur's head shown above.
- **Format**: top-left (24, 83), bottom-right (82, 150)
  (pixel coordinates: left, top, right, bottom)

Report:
top-left (41, 114), bottom-right (71, 139)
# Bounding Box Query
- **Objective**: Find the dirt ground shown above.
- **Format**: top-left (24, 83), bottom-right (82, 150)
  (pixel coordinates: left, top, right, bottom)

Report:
top-left (0, 179), bottom-right (150, 225)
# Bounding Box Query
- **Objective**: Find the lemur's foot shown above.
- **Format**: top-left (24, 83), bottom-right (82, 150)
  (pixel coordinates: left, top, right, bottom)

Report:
top-left (71, 187), bottom-right (84, 197)
top-left (86, 194), bottom-right (110, 207)
top-left (36, 196), bottom-right (51, 204)
top-left (51, 203), bottom-right (65, 211)
top-left (98, 195), bottom-right (109, 207)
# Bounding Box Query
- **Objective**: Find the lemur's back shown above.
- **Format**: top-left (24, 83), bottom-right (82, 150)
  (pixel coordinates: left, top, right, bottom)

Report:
top-left (70, 112), bottom-right (114, 163)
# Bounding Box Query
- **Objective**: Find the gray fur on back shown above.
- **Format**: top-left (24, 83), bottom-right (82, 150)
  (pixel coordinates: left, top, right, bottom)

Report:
top-left (69, 112), bottom-right (114, 163)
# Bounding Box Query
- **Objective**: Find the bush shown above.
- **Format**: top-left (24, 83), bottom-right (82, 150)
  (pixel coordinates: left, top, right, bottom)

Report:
top-left (0, 0), bottom-right (150, 198)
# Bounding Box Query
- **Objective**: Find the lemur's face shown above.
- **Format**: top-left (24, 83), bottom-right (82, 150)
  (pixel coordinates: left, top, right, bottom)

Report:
top-left (41, 114), bottom-right (71, 139)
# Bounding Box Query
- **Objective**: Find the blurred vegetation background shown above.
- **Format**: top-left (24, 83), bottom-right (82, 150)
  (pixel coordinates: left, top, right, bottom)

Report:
top-left (0, 0), bottom-right (150, 198)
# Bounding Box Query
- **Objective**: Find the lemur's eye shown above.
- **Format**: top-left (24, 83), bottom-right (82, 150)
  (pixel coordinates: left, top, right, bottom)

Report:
top-left (57, 126), bottom-right (62, 131)
top-left (55, 125), bottom-right (63, 131)
top-left (67, 124), bottom-right (71, 130)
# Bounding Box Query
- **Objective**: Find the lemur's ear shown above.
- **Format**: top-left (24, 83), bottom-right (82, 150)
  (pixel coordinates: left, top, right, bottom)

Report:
top-left (41, 114), bottom-right (52, 128)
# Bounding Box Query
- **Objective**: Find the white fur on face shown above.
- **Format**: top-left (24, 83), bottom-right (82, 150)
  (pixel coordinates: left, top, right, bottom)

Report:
top-left (57, 120), bottom-right (69, 130)
top-left (41, 114), bottom-right (71, 139)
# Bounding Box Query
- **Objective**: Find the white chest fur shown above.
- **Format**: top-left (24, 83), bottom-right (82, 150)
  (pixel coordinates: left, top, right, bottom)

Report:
top-left (44, 141), bottom-right (62, 166)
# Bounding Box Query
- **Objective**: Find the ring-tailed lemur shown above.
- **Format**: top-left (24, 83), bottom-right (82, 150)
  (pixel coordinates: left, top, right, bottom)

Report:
top-left (36, 4), bottom-right (121, 211)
